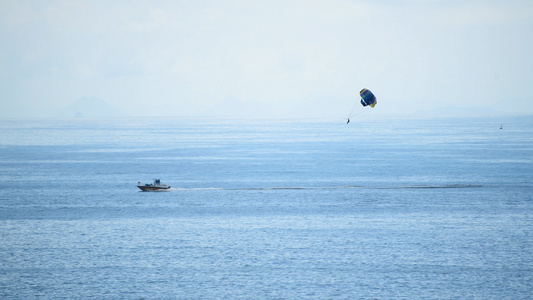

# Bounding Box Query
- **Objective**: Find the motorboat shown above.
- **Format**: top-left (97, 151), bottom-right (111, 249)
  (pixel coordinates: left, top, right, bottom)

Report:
top-left (137, 179), bottom-right (171, 191)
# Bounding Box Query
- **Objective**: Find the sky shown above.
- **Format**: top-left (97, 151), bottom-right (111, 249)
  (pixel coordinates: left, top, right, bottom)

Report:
top-left (1, 0), bottom-right (532, 118)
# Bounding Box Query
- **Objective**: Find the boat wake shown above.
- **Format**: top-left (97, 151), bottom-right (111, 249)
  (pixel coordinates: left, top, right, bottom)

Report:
top-left (169, 184), bottom-right (486, 191)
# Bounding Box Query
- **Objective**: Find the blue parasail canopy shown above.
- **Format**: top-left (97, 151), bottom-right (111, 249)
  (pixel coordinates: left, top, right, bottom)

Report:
top-left (360, 88), bottom-right (377, 108)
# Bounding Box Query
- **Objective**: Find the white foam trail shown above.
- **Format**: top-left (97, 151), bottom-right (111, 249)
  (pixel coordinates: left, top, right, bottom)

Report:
top-left (167, 184), bottom-right (485, 191)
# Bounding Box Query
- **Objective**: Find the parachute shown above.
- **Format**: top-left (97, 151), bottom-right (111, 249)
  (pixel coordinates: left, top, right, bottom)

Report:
top-left (347, 88), bottom-right (377, 123)
top-left (359, 88), bottom-right (377, 108)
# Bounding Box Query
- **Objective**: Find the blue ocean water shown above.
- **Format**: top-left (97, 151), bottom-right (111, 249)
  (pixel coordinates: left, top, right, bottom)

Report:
top-left (0, 116), bottom-right (532, 299)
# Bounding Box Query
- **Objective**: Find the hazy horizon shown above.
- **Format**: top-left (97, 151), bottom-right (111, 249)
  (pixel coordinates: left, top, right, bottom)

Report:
top-left (1, 0), bottom-right (532, 119)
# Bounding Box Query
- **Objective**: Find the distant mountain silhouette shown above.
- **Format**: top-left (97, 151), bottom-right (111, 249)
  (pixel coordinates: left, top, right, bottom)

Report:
top-left (62, 97), bottom-right (126, 118)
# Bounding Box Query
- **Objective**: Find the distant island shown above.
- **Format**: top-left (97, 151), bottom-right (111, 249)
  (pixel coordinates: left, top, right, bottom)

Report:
top-left (62, 97), bottom-right (127, 118)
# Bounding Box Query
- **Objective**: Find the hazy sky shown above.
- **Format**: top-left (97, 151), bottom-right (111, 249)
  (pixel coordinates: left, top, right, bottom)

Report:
top-left (1, 0), bottom-right (532, 118)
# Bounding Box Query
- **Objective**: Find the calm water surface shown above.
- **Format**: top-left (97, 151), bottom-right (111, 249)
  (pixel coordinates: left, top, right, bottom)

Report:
top-left (1, 116), bottom-right (532, 299)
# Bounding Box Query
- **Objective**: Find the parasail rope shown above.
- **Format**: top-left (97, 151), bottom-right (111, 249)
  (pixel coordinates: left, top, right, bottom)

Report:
top-left (347, 100), bottom-right (359, 119)
top-left (347, 100), bottom-right (368, 120)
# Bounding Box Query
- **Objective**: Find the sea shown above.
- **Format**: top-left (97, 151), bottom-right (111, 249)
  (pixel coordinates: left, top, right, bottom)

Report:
top-left (0, 115), bottom-right (532, 299)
